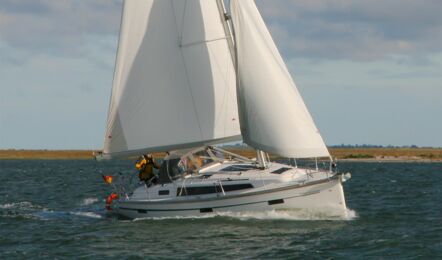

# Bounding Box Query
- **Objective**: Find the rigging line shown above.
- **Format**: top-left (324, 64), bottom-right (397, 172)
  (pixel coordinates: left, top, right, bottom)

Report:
top-left (179, 0), bottom-right (188, 45)
top-left (170, 0), bottom-right (204, 139)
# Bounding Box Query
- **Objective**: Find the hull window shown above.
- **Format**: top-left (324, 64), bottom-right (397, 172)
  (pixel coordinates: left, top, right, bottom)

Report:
top-left (177, 184), bottom-right (253, 196)
top-left (221, 165), bottom-right (256, 172)
top-left (271, 167), bottom-right (292, 174)
top-left (268, 199), bottom-right (284, 205)
top-left (200, 208), bottom-right (213, 213)
top-left (158, 190), bottom-right (170, 195)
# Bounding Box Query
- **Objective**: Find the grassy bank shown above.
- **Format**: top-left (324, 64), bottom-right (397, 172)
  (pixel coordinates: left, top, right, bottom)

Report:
top-left (329, 147), bottom-right (442, 161)
top-left (1, 148), bottom-right (442, 161)
top-left (0, 150), bottom-right (95, 160)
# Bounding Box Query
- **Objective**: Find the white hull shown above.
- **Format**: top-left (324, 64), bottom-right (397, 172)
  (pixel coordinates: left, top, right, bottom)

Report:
top-left (115, 175), bottom-right (347, 219)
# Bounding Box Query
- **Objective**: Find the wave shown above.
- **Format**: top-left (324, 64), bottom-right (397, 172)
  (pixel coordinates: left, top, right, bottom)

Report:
top-left (133, 208), bottom-right (358, 222)
top-left (80, 197), bottom-right (99, 206)
top-left (0, 201), bottom-right (105, 221)
top-left (1, 201), bottom-right (356, 222)
top-left (0, 201), bottom-right (47, 220)
top-left (217, 208), bottom-right (358, 221)
top-left (133, 214), bottom-right (216, 222)
top-left (70, 211), bottom-right (103, 219)
top-left (0, 201), bottom-right (45, 210)
top-left (29, 210), bottom-right (104, 220)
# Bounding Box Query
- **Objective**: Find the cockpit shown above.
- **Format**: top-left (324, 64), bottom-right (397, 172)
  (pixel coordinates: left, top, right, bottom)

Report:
top-left (156, 147), bottom-right (231, 184)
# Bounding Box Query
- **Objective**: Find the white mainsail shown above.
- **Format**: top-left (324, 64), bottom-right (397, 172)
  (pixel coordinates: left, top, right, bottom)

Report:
top-left (103, 0), bottom-right (240, 158)
top-left (230, 0), bottom-right (330, 158)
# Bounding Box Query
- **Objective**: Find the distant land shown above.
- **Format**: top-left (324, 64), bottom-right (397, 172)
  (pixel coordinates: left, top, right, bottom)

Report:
top-left (0, 150), bottom-right (94, 160)
top-left (1, 146), bottom-right (441, 161)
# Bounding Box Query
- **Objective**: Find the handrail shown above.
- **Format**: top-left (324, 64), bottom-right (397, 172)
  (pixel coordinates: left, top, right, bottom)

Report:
top-left (211, 146), bottom-right (254, 163)
top-left (178, 178), bottom-right (188, 196)
top-left (218, 179), bottom-right (226, 196)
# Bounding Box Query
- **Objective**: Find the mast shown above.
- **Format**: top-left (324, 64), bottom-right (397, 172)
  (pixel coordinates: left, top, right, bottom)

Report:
top-left (218, 0), bottom-right (268, 168)
top-left (216, 0), bottom-right (235, 66)
top-left (256, 150), bottom-right (268, 169)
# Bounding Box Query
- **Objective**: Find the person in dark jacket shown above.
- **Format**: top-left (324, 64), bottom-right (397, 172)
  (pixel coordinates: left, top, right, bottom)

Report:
top-left (136, 154), bottom-right (160, 183)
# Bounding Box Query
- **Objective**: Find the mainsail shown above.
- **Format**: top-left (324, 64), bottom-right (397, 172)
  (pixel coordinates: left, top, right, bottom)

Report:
top-left (103, 0), bottom-right (240, 158)
top-left (230, 0), bottom-right (330, 158)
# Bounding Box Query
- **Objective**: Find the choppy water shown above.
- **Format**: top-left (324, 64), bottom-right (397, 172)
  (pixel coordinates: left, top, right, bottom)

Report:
top-left (1, 160), bottom-right (441, 259)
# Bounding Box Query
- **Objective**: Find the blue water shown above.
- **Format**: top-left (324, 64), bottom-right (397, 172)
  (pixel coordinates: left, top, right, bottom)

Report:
top-left (1, 160), bottom-right (441, 259)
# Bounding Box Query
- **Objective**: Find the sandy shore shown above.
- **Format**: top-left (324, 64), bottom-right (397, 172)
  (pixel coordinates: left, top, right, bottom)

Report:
top-left (1, 148), bottom-right (441, 161)
top-left (0, 150), bottom-right (95, 160)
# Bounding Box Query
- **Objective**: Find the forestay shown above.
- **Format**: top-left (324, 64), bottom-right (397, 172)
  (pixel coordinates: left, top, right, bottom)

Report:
top-left (231, 0), bottom-right (330, 158)
top-left (103, 0), bottom-right (240, 158)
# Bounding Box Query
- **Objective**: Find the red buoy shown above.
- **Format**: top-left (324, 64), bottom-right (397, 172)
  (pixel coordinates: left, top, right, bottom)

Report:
top-left (105, 192), bottom-right (119, 211)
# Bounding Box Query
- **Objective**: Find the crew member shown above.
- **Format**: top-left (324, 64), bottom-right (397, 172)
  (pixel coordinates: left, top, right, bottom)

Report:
top-left (187, 156), bottom-right (204, 174)
top-left (136, 154), bottom-right (160, 183)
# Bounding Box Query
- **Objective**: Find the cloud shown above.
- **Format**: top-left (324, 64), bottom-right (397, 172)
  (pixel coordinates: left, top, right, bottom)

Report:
top-left (0, 0), bottom-right (122, 58)
top-left (1, 0), bottom-right (440, 62)
top-left (256, 0), bottom-right (442, 61)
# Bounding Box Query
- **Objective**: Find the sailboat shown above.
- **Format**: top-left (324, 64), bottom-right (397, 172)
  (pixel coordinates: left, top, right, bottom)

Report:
top-left (97, 0), bottom-right (350, 219)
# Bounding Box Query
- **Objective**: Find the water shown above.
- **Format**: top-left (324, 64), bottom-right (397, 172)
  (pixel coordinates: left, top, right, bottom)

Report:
top-left (1, 160), bottom-right (441, 259)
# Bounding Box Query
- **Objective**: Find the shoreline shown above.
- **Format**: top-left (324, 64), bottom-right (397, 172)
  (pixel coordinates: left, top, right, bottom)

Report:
top-left (1, 148), bottom-right (441, 162)
top-left (337, 158), bottom-right (441, 163)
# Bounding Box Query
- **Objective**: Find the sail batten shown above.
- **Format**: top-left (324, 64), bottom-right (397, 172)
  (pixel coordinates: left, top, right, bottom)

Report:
top-left (103, 0), bottom-right (240, 158)
top-left (230, 0), bottom-right (330, 158)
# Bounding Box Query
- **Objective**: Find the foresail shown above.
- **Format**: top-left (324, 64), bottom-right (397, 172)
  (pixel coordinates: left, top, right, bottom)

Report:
top-left (103, 0), bottom-right (240, 158)
top-left (231, 0), bottom-right (330, 158)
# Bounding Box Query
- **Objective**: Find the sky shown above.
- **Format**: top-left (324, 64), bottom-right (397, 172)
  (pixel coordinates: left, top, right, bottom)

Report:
top-left (0, 0), bottom-right (441, 150)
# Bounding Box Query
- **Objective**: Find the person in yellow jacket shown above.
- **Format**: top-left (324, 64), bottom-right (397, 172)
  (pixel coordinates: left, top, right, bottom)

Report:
top-left (136, 154), bottom-right (160, 183)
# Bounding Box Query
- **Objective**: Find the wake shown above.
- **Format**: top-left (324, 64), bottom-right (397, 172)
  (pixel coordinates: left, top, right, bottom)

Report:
top-left (133, 208), bottom-right (358, 222)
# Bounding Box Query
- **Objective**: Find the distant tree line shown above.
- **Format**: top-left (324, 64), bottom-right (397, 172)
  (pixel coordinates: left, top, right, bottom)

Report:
top-left (220, 143), bottom-right (440, 149)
